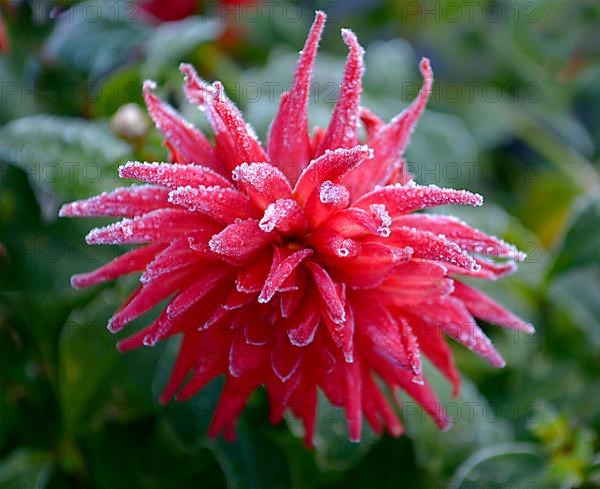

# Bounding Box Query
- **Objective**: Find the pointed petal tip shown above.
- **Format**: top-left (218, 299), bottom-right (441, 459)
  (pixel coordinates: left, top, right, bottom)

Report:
top-left (178, 62), bottom-right (195, 77)
top-left (70, 274), bottom-right (86, 289)
top-left (340, 28), bottom-right (363, 53)
top-left (107, 318), bottom-right (121, 333)
top-left (313, 10), bottom-right (327, 23)
top-left (143, 79), bottom-right (157, 92)
top-left (420, 57), bottom-right (432, 73)
top-left (58, 204), bottom-right (70, 218)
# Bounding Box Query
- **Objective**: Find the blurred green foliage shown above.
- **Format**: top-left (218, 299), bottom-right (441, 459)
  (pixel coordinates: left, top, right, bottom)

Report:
top-left (1, 0), bottom-right (600, 487)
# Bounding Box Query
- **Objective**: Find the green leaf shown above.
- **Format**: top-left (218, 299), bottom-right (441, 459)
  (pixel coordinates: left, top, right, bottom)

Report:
top-left (448, 442), bottom-right (546, 488)
top-left (43, 0), bottom-right (150, 80)
top-left (550, 195), bottom-right (600, 277)
top-left (286, 392), bottom-right (378, 472)
top-left (208, 421), bottom-right (293, 489)
top-left (59, 286), bottom-right (156, 433)
top-left (142, 17), bottom-right (222, 79)
top-left (152, 338), bottom-right (224, 451)
top-left (0, 114), bottom-right (131, 200)
top-left (405, 363), bottom-right (514, 480)
top-left (549, 268), bottom-right (600, 348)
top-left (0, 450), bottom-right (53, 489)
top-left (154, 342), bottom-right (293, 488)
top-left (86, 419), bottom-right (223, 489)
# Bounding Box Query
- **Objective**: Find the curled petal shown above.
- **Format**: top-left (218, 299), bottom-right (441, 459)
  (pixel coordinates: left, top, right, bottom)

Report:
top-left (306, 262), bottom-right (346, 325)
top-left (140, 238), bottom-right (199, 283)
top-left (267, 11), bottom-right (327, 183)
top-left (309, 229), bottom-right (361, 260)
top-left (304, 181), bottom-right (351, 228)
top-left (168, 185), bottom-right (255, 223)
top-left (327, 208), bottom-right (378, 238)
top-left (287, 299), bottom-right (321, 347)
top-left (355, 182), bottom-right (483, 215)
top-left (209, 219), bottom-right (277, 261)
top-left (181, 65), bottom-right (266, 169)
top-left (167, 268), bottom-right (231, 318)
top-left (452, 281), bottom-right (534, 333)
top-left (85, 209), bottom-right (217, 245)
top-left (329, 242), bottom-right (412, 288)
top-left (271, 332), bottom-right (303, 382)
top-left (344, 58), bottom-right (433, 197)
top-left (70, 243), bottom-right (166, 288)
top-left (232, 162), bottom-right (293, 209)
top-left (143, 80), bottom-right (219, 170)
top-left (294, 145), bottom-right (373, 204)
top-left (119, 161), bottom-right (233, 190)
top-left (395, 213), bottom-right (526, 261)
top-left (415, 298), bottom-right (506, 368)
top-left (259, 199), bottom-right (307, 236)
top-left (59, 185), bottom-right (172, 218)
top-left (390, 226), bottom-right (480, 272)
top-left (381, 260), bottom-right (453, 303)
top-left (108, 268), bottom-right (194, 332)
top-left (316, 29), bottom-right (365, 155)
top-left (259, 248), bottom-right (313, 303)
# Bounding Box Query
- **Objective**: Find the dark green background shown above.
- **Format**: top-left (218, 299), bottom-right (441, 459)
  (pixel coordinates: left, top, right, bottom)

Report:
top-left (1, 0), bottom-right (600, 487)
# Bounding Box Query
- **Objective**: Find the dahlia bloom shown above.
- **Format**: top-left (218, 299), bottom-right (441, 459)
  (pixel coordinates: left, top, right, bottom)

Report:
top-left (60, 11), bottom-right (533, 445)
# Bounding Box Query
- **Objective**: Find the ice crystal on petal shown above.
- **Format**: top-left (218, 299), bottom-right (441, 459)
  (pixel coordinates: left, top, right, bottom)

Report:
top-left (61, 11), bottom-right (533, 447)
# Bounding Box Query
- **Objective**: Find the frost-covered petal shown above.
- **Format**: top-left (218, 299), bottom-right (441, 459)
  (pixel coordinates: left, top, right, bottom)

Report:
top-left (119, 161), bottom-right (233, 190)
top-left (267, 11), bottom-right (326, 183)
top-left (355, 182), bottom-right (483, 215)
top-left (143, 81), bottom-right (219, 170)
top-left (70, 243), bottom-right (166, 288)
top-left (168, 185), bottom-right (255, 223)
top-left (209, 219), bottom-right (277, 261)
top-left (232, 162), bottom-right (293, 210)
top-left (59, 185), bottom-right (172, 218)
top-left (343, 58), bottom-right (433, 197)
top-left (181, 65), bottom-right (266, 170)
top-left (294, 145), bottom-right (373, 204)
top-left (85, 209), bottom-right (217, 245)
top-left (316, 29), bottom-right (364, 155)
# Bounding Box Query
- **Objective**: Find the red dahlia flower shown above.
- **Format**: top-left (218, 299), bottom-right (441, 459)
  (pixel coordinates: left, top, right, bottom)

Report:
top-left (60, 11), bottom-right (533, 445)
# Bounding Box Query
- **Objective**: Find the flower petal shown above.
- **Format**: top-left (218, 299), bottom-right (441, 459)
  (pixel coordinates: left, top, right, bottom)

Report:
top-left (294, 145), bottom-right (373, 204)
top-left (343, 58), bottom-right (433, 197)
top-left (168, 185), bottom-right (255, 223)
top-left (119, 161), bottom-right (233, 190)
top-left (70, 243), bottom-right (165, 288)
top-left (316, 29), bottom-right (365, 155)
top-left (59, 185), bottom-right (172, 218)
top-left (267, 11), bottom-right (326, 183)
top-left (209, 219), bottom-right (277, 261)
top-left (143, 80), bottom-right (219, 170)
top-left (354, 182), bottom-right (483, 215)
